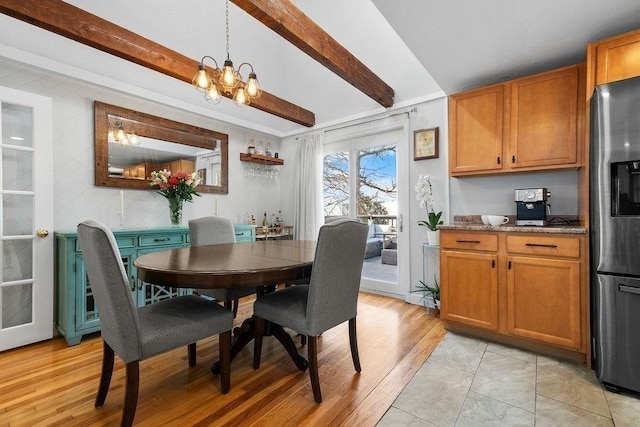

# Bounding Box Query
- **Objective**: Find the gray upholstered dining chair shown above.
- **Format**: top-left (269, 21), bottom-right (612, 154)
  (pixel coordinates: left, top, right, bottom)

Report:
top-left (189, 216), bottom-right (258, 317)
top-left (77, 220), bottom-right (233, 427)
top-left (252, 219), bottom-right (369, 403)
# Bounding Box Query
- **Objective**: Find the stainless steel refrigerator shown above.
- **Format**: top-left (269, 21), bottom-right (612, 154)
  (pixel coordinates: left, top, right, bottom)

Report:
top-left (591, 77), bottom-right (640, 393)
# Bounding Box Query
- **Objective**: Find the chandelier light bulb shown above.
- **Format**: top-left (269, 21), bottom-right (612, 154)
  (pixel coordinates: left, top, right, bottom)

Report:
top-left (115, 126), bottom-right (126, 142)
top-left (193, 66), bottom-right (210, 91)
top-left (127, 130), bottom-right (140, 146)
top-left (205, 84), bottom-right (222, 104)
top-left (234, 85), bottom-right (248, 107)
top-left (246, 72), bottom-right (261, 98)
top-left (220, 60), bottom-right (240, 93)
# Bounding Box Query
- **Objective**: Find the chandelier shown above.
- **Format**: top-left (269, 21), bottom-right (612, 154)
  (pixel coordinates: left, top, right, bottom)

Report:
top-left (108, 119), bottom-right (140, 146)
top-left (192, 0), bottom-right (261, 107)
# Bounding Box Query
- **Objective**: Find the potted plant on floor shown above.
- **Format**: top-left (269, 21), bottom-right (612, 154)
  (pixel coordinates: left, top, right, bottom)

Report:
top-left (411, 276), bottom-right (440, 316)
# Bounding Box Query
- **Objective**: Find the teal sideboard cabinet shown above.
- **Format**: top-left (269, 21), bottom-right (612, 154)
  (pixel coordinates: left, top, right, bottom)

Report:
top-left (55, 224), bottom-right (256, 345)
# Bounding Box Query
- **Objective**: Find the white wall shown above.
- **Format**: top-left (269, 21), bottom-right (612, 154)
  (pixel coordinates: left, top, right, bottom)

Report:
top-left (408, 98), bottom-right (449, 299)
top-left (449, 170), bottom-right (579, 216)
top-left (0, 57), bottom-right (285, 232)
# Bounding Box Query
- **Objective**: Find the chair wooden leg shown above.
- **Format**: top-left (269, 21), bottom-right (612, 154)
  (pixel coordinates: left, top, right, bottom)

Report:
top-left (253, 316), bottom-right (265, 369)
top-left (95, 341), bottom-right (115, 408)
top-left (349, 317), bottom-right (361, 372)
top-left (223, 299), bottom-right (239, 319)
top-left (188, 342), bottom-right (196, 368)
top-left (308, 336), bottom-right (322, 403)
top-left (219, 331), bottom-right (231, 394)
top-left (122, 361), bottom-right (139, 427)
top-left (232, 298), bottom-right (239, 318)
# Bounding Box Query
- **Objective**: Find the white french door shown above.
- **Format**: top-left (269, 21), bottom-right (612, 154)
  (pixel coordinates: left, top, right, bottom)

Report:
top-left (0, 86), bottom-right (53, 352)
top-left (323, 117), bottom-right (410, 299)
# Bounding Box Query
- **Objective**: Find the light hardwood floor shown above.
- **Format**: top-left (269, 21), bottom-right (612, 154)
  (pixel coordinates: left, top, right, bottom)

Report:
top-left (1, 293), bottom-right (445, 426)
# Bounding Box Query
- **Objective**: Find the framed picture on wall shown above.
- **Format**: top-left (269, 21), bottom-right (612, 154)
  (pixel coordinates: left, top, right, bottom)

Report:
top-left (414, 127), bottom-right (439, 160)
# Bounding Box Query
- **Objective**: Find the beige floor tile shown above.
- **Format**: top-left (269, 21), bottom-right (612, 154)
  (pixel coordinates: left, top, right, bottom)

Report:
top-left (485, 342), bottom-right (536, 364)
top-left (604, 390), bottom-right (640, 427)
top-left (535, 395), bottom-right (613, 426)
top-left (455, 391), bottom-right (534, 427)
top-left (536, 358), bottom-right (610, 417)
top-left (377, 407), bottom-right (437, 426)
top-left (427, 332), bottom-right (487, 374)
top-left (393, 358), bottom-right (474, 427)
top-left (471, 351), bottom-right (536, 412)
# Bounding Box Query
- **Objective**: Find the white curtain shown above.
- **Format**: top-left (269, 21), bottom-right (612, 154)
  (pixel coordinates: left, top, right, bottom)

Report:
top-left (294, 132), bottom-right (324, 240)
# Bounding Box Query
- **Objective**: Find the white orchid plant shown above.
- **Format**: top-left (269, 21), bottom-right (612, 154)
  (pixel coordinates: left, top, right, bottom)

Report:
top-left (415, 174), bottom-right (443, 231)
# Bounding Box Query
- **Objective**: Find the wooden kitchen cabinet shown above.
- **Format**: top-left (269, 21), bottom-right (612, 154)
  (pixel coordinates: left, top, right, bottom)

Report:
top-left (440, 232), bottom-right (499, 331)
top-left (440, 229), bottom-right (587, 357)
top-left (587, 28), bottom-right (640, 99)
top-left (449, 64), bottom-right (582, 176)
top-left (449, 84), bottom-right (506, 174)
top-left (505, 234), bottom-right (582, 349)
top-left (510, 66), bottom-right (579, 169)
top-left (507, 256), bottom-right (581, 349)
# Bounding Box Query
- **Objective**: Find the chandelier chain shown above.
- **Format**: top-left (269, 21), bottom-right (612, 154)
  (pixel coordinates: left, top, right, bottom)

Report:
top-left (225, 0), bottom-right (230, 60)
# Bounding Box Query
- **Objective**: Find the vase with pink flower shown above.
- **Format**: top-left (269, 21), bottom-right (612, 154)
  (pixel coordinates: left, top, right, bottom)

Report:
top-left (150, 170), bottom-right (201, 227)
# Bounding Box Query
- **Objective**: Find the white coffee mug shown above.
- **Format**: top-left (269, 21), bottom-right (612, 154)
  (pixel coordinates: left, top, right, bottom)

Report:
top-left (481, 215), bottom-right (490, 225)
top-left (488, 215), bottom-right (509, 226)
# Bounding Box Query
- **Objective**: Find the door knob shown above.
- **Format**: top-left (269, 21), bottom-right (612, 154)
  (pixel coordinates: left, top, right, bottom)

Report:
top-left (36, 228), bottom-right (49, 238)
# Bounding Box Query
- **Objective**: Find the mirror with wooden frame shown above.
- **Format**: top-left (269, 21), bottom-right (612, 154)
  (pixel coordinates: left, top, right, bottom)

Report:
top-left (94, 101), bottom-right (228, 193)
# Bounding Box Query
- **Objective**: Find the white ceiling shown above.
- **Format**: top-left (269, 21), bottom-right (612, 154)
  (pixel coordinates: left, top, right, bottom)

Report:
top-left (1, 1), bottom-right (640, 137)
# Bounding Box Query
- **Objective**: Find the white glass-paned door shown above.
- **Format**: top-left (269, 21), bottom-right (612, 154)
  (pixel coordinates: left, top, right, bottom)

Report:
top-left (0, 87), bottom-right (53, 352)
top-left (323, 125), bottom-right (408, 298)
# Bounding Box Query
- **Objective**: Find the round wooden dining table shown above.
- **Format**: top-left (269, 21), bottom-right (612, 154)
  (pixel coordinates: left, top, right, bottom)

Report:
top-left (134, 239), bottom-right (316, 372)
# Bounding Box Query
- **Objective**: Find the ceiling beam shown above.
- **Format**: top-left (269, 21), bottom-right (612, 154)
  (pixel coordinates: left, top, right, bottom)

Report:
top-left (231, 0), bottom-right (395, 108)
top-left (0, 0), bottom-right (315, 127)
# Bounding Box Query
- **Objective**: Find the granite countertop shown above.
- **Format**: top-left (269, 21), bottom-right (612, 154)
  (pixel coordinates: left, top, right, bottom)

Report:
top-left (439, 215), bottom-right (586, 235)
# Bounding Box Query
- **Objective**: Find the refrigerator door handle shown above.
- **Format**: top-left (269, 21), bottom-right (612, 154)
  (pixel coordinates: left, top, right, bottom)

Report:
top-left (619, 284), bottom-right (640, 295)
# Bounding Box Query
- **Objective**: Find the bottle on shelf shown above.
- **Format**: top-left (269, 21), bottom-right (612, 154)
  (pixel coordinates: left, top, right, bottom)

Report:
top-left (262, 211), bottom-right (268, 227)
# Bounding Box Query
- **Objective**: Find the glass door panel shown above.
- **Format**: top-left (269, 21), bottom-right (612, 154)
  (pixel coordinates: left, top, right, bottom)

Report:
top-left (323, 152), bottom-right (350, 216)
top-left (0, 89), bottom-right (53, 352)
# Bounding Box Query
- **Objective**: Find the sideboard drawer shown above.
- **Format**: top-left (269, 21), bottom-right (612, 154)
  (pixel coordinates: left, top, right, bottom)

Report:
top-left (75, 236), bottom-right (137, 252)
top-left (234, 225), bottom-right (256, 242)
top-left (139, 233), bottom-right (187, 247)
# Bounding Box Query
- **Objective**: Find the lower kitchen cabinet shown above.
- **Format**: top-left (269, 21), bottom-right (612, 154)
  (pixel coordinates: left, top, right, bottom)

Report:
top-left (441, 250), bottom-right (499, 331)
top-left (440, 229), bottom-right (587, 357)
top-left (507, 256), bottom-right (581, 349)
top-left (55, 224), bottom-right (256, 345)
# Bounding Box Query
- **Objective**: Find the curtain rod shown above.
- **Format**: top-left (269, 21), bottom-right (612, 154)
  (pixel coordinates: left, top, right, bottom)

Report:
top-left (295, 107), bottom-right (417, 140)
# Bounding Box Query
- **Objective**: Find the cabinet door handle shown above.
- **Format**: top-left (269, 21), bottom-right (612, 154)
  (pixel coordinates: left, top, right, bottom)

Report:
top-left (508, 261), bottom-right (512, 269)
top-left (512, 155), bottom-right (516, 163)
top-left (456, 240), bottom-right (481, 244)
top-left (497, 156), bottom-right (501, 165)
top-left (525, 243), bottom-right (558, 248)
top-left (619, 284), bottom-right (640, 295)
top-left (153, 237), bottom-right (170, 242)
top-left (491, 260), bottom-right (495, 268)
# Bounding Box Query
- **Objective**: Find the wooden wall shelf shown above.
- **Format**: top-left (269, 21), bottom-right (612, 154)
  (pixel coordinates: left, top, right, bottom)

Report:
top-left (240, 153), bottom-right (284, 165)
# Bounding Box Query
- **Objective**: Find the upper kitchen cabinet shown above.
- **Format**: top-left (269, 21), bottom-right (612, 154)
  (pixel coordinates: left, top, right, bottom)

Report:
top-left (587, 28), bottom-right (640, 99)
top-left (449, 84), bottom-right (506, 175)
top-left (449, 64), bottom-right (583, 177)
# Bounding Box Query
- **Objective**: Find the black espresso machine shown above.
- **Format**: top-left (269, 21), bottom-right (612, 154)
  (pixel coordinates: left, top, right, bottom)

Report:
top-left (514, 188), bottom-right (550, 226)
